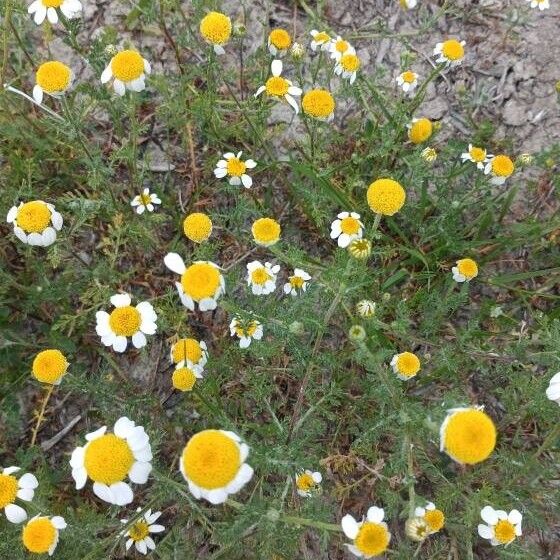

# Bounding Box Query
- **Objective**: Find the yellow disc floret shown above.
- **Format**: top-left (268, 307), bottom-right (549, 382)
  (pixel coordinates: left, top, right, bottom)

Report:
top-left (235, 321), bottom-right (258, 338)
top-left (171, 338), bottom-right (203, 364)
top-left (269, 29), bottom-right (291, 50)
top-left (265, 76), bottom-right (289, 97)
top-left (442, 409), bottom-right (497, 465)
top-left (367, 178), bottom-right (406, 216)
top-left (181, 263), bottom-right (221, 301)
top-left (200, 11), bottom-right (232, 46)
top-left (183, 212), bottom-right (213, 243)
top-left (341, 54), bottom-right (360, 72)
top-left (441, 39), bottom-right (464, 61)
top-left (41, 0), bottom-right (63, 7)
top-left (302, 89), bottom-right (335, 119)
top-left (491, 155), bottom-right (514, 177)
top-left (16, 201), bottom-right (51, 233)
top-left (494, 520), bottom-right (516, 544)
top-left (110, 50), bottom-right (144, 82)
top-left (22, 517), bottom-right (56, 554)
top-left (129, 521), bottom-right (150, 542)
top-left (335, 39), bottom-right (349, 54)
top-left (84, 434), bottom-right (134, 484)
top-left (251, 267), bottom-right (271, 285)
top-left (408, 118), bottom-right (433, 144)
top-left (396, 352), bottom-right (420, 377)
top-left (354, 522), bottom-right (390, 557)
top-left (172, 367), bottom-right (197, 391)
top-left (296, 472), bottom-right (315, 492)
top-left (182, 430), bottom-right (240, 489)
top-left (109, 306), bottom-right (141, 337)
top-left (401, 71), bottom-right (416, 83)
top-left (252, 218), bottom-right (281, 246)
top-left (36, 61), bottom-right (71, 94)
top-left (0, 473), bottom-right (18, 508)
top-left (469, 146), bottom-right (486, 162)
top-left (32, 349), bottom-right (68, 384)
top-left (425, 509), bottom-right (445, 532)
top-left (226, 157), bottom-right (247, 177)
top-left (457, 258), bottom-right (478, 280)
top-left (340, 216), bottom-right (360, 235)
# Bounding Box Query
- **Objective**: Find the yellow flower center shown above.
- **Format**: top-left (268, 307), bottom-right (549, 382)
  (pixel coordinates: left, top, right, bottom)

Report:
top-left (129, 520), bottom-right (150, 542)
top-left (424, 509), bottom-right (445, 532)
top-left (251, 267), bottom-right (271, 285)
top-left (36, 61), bottom-right (71, 93)
top-left (494, 520), bottom-right (516, 544)
top-left (302, 89), bottom-right (335, 118)
top-left (340, 216), bottom-right (361, 235)
top-left (341, 54), bottom-right (360, 72)
top-left (16, 201), bottom-right (51, 233)
top-left (109, 306), bottom-right (141, 337)
top-left (396, 352), bottom-right (420, 377)
top-left (110, 50), bottom-right (144, 82)
top-left (401, 70), bottom-right (416, 83)
top-left (335, 39), bottom-right (349, 53)
top-left (172, 367), bottom-right (197, 392)
top-left (171, 338), bottom-right (203, 364)
top-left (354, 522), bottom-right (390, 557)
top-left (32, 349), bottom-right (68, 384)
top-left (226, 157), bottom-right (247, 177)
top-left (456, 258), bottom-right (478, 279)
top-left (296, 472), bottom-right (315, 491)
top-left (0, 473), bottom-right (18, 508)
top-left (265, 76), bottom-right (289, 97)
top-left (367, 178), bottom-right (406, 216)
top-left (41, 0), bottom-right (63, 8)
top-left (183, 212), bottom-right (213, 243)
top-left (269, 29), bottom-right (291, 50)
top-left (84, 433), bottom-right (134, 484)
top-left (469, 146), bottom-right (486, 162)
top-left (182, 430), bottom-right (241, 489)
top-left (235, 321), bottom-right (258, 338)
top-left (409, 118), bottom-right (433, 144)
top-left (22, 518), bottom-right (56, 554)
top-left (200, 11), bottom-right (232, 45)
top-left (181, 263), bottom-right (221, 301)
top-left (252, 218), bottom-right (281, 245)
top-left (491, 155), bottom-right (514, 177)
top-left (443, 409), bottom-right (497, 464)
top-left (289, 275), bottom-right (305, 289)
top-left (349, 239), bottom-right (372, 259)
top-left (441, 39), bottom-right (464, 61)
top-left (140, 193), bottom-right (151, 205)
top-left (314, 31), bottom-right (330, 44)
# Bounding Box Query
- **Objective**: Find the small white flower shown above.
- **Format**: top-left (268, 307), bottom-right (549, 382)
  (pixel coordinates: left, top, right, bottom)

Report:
top-left (334, 53), bottom-right (360, 85)
top-left (341, 506), bottom-right (391, 558)
top-left (170, 339), bottom-right (208, 374)
top-left (22, 515), bottom-right (66, 555)
top-left (527, 0), bottom-right (550, 9)
top-left (329, 36), bottom-right (355, 62)
top-left (100, 49), bottom-right (151, 97)
top-left (283, 268), bottom-right (311, 296)
top-left (452, 258), bottom-right (478, 283)
top-left (7, 201), bottom-right (63, 247)
top-left (433, 39), bottom-right (466, 67)
top-left (0, 467), bottom-right (38, 524)
top-left (396, 71), bottom-right (419, 95)
top-left (330, 212), bottom-right (363, 248)
top-left (121, 507), bottom-right (165, 555)
top-left (546, 372), bottom-right (560, 405)
top-left (246, 261), bottom-right (279, 295)
top-left (28, 0), bottom-right (81, 25)
top-left (310, 29), bottom-right (332, 52)
top-left (213, 151), bottom-right (257, 188)
top-left (461, 144), bottom-right (491, 170)
top-left (268, 29), bottom-right (292, 56)
top-left (477, 506), bottom-right (522, 546)
top-left (254, 60), bottom-right (302, 114)
top-left (95, 293), bottom-right (157, 353)
top-left (131, 188), bottom-right (161, 214)
top-left (32, 61), bottom-right (73, 104)
top-left (484, 155), bottom-right (515, 185)
top-left (229, 317), bottom-right (263, 349)
top-left (400, 0), bottom-right (418, 8)
top-left (295, 470), bottom-right (322, 497)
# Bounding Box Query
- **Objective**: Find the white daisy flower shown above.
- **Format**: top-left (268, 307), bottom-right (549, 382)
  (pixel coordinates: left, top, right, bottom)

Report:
top-left (180, 429), bottom-right (254, 504)
top-left (452, 258), bottom-right (478, 283)
top-left (32, 61), bottom-right (73, 104)
top-left (164, 253), bottom-right (225, 311)
top-left (121, 507), bottom-right (165, 555)
top-left (7, 201), bottom-right (63, 247)
top-left (268, 28), bottom-right (292, 56)
top-left (28, 0), bottom-right (81, 25)
top-left (414, 502), bottom-right (445, 534)
top-left (246, 261), bottom-right (279, 296)
top-left (131, 188), bottom-right (161, 214)
top-left (527, 0), bottom-right (549, 9)
top-left (230, 317), bottom-right (263, 349)
top-left (478, 506), bottom-right (522, 546)
top-left (330, 211), bottom-right (363, 248)
top-left (0, 467), bottom-right (38, 524)
top-left (101, 49), bottom-right (151, 97)
top-left (334, 53), bottom-right (361, 84)
top-left (95, 293), bottom-right (157, 353)
top-left (484, 154), bottom-right (515, 185)
top-left (341, 506), bottom-right (391, 558)
top-left (295, 470), bottom-right (322, 497)
top-left (170, 338), bottom-right (208, 374)
top-left (546, 372), bottom-right (560, 405)
top-left (213, 151), bottom-right (257, 188)
top-left (283, 268), bottom-right (311, 296)
top-left (310, 29), bottom-right (332, 52)
top-left (70, 416), bottom-right (152, 506)
top-left (329, 36), bottom-right (355, 62)
top-left (254, 59), bottom-right (302, 114)
top-left (461, 144), bottom-right (491, 170)
top-left (396, 71), bottom-right (419, 95)
top-left (22, 515), bottom-right (66, 555)
top-left (172, 360), bottom-right (204, 391)
top-left (390, 351), bottom-right (421, 380)
top-left (433, 39), bottom-right (466, 66)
